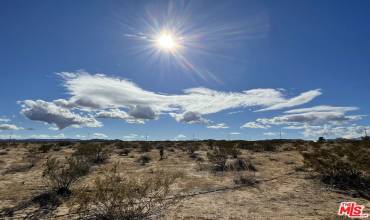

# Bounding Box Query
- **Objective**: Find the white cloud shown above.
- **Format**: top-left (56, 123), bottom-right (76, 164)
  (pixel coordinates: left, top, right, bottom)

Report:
top-left (227, 110), bottom-right (243, 115)
top-left (96, 109), bottom-right (145, 124)
top-left (263, 131), bottom-right (285, 137)
top-left (246, 105), bottom-right (367, 139)
top-left (229, 132), bottom-right (240, 135)
top-left (241, 121), bottom-right (270, 129)
top-left (170, 111), bottom-right (210, 124)
top-left (257, 90), bottom-right (322, 111)
top-left (207, 123), bottom-right (229, 129)
top-left (284, 105), bottom-right (358, 114)
top-left (0, 117), bottom-right (10, 122)
top-left (19, 72), bottom-right (323, 128)
top-left (255, 106), bottom-right (363, 126)
top-left (20, 100), bottom-right (102, 129)
top-left (93, 133), bottom-right (108, 139)
top-left (0, 124), bottom-right (23, 130)
top-left (0, 134), bottom-right (22, 139)
top-left (302, 124), bottom-right (369, 139)
top-left (123, 133), bottom-right (139, 140)
top-left (29, 133), bottom-right (65, 139)
top-left (129, 105), bottom-right (159, 120)
top-left (174, 134), bottom-right (187, 140)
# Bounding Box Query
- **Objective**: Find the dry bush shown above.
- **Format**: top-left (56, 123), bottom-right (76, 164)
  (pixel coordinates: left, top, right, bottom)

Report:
top-left (225, 158), bottom-right (257, 172)
top-left (38, 144), bottom-right (54, 153)
top-left (57, 141), bottom-right (73, 147)
top-left (233, 173), bottom-right (259, 186)
top-left (137, 154), bottom-right (151, 165)
top-left (158, 146), bottom-right (165, 160)
top-left (0, 149), bottom-right (7, 155)
top-left (4, 163), bottom-right (33, 174)
top-left (118, 148), bottom-right (131, 156)
top-left (301, 142), bottom-right (370, 191)
top-left (206, 146), bottom-right (244, 171)
top-left (207, 148), bottom-right (227, 171)
top-left (71, 165), bottom-right (182, 220)
top-left (74, 143), bottom-right (109, 164)
top-left (43, 157), bottom-right (90, 195)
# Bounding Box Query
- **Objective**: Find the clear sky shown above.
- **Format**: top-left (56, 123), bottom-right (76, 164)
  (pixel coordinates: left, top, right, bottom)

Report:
top-left (1, 0), bottom-right (370, 140)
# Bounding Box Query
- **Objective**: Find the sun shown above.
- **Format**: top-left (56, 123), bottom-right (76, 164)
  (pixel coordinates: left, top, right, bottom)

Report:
top-left (155, 31), bottom-right (179, 51)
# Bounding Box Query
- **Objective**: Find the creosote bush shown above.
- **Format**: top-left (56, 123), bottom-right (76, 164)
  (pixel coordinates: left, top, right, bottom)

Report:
top-left (137, 154), bottom-right (151, 165)
top-left (302, 142), bottom-right (370, 191)
top-left (206, 146), bottom-right (243, 171)
top-left (38, 144), bottom-right (54, 153)
top-left (71, 165), bottom-right (182, 220)
top-left (43, 157), bottom-right (90, 195)
top-left (233, 173), bottom-right (259, 186)
top-left (74, 143), bottom-right (109, 164)
top-left (225, 158), bottom-right (257, 172)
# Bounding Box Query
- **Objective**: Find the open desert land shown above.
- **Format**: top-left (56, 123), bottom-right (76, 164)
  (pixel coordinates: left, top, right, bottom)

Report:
top-left (0, 140), bottom-right (368, 220)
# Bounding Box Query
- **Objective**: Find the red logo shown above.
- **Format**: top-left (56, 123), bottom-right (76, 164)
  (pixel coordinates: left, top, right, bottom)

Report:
top-left (338, 202), bottom-right (368, 218)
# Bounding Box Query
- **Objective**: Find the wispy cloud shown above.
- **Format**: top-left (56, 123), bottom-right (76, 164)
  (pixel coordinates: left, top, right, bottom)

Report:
top-left (19, 72), bottom-right (321, 129)
top-left (174, 134), bottom-right (187, 140)
top-left (0, 123), bottom-right (23, 130)
top-left (241, 122), bottom-right (270, 129)
top-left (207, 123), bottom-right (229, 129)
top-left (244, 105), bottom-right (367, 139)
top-left (93, 133), bottom-right (108, 139)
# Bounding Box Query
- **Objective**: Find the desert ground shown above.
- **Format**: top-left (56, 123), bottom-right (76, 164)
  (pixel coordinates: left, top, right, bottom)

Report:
top-left (0, 140), bottom-right (368, 220)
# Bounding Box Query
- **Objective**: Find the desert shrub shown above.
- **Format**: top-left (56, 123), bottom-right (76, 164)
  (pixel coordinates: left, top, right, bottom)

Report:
top-left (229, 145), bottom-right (241, 158)
top-left (43, 157), bottom-right (90, 195)
top-left (206, 145), bottom-right (245, 171)
top-left (4, 163), bottom-right (33, 174)
top-left (158, 146), bottom-right (165, 160)
top-left (137, 154), bottom-right (151, 165)
top-left (0, 149), bottom-right (7, 155)
top-left (71, 165), bottom-right (182, 220)
top-left (38, 144), bottom-right (54, 153)
top-left (118, 148), bottom-right (131, 156)
top-left (57, 141), bottom-right (72, 147)
top-left (207, 147), bottom-right (228, 171)
top-left (233, 173), bottom-right (259, 186)
top-left (225, 158), bottom-right (257, 172)
top-left (317, 136), bottom-right (326, 143)
top-left (74, 143), bottom-right (109, 164)
top-left (301, 143), bottom-right (370, 191)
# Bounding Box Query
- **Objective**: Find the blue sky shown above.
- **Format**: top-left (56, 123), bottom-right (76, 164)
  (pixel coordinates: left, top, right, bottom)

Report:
top-left (1, 0), bottom-right (370, 140)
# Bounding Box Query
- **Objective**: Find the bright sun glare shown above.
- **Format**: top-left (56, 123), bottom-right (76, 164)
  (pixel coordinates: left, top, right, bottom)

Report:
top-left (156, 32), bottom-right (178, 51)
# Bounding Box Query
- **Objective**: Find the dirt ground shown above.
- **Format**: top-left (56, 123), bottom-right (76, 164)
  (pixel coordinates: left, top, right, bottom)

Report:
top-left (0, 142), bottom-right (368, 220)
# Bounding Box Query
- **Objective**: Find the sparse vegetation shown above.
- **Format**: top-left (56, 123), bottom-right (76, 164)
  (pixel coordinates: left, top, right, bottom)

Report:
top-left (233, 173), bottom-right (259, 186)
top-left (73, 143), bottom-right (109, 164)
top-left (137, 154), bottom-right (151, 165)
top-left (301, 142), bottom-right (370, 192)
top-left (38, 144), bottom-right (54, 153)
top-left (42, 157), bottom-right (90, 195)
top-left (71, 165), bottom-right (182, 220)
